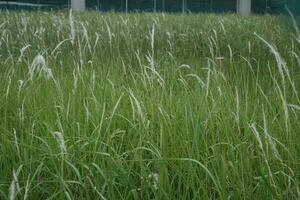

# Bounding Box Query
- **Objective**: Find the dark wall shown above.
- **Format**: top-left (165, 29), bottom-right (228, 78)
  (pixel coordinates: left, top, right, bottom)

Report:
top-left (85, 0), bottom-right (239, 13)
top-left (253, 0), bottom-right (300, 15)
top-left (0, 0), bottom-right (299, 15)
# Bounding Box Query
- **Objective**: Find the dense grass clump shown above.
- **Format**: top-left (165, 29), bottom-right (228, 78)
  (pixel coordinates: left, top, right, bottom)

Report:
top-left (0, 11), bottom-right (300, 199)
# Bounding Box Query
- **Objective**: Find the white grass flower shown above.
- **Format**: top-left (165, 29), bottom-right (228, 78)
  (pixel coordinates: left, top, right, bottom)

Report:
top-left (129, 90), bottom-right (145, 124)
top-left (105, 21), bottom-right (112, 47)
top-left (17, 80), bottom-right (24, 88)
top-left (9, 169), bottom-right (20, 200)
top-left (5, 76), bottom-right (11, 99)
top-left (28, 54), bottom-right (53, 80)
top-left (147, 173), bottom-right (160, 190)
top-left (52, 131), bottom-right (67, 155)
top-left (17, 80), bottom-right (24, 96)
top-left (51, 38), bottom-right (71, 56)
top-left (18, 44), bottom-right (31, 62)
top-left (69, 9), bottom-right (75, 45)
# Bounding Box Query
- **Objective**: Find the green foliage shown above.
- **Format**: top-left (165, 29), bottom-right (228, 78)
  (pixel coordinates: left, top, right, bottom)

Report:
top-left (0, 12), bottom-right (299, 199)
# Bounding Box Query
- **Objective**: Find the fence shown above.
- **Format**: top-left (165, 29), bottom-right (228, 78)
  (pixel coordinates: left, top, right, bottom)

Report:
top-left (0, 0), bottom-right (299, 15)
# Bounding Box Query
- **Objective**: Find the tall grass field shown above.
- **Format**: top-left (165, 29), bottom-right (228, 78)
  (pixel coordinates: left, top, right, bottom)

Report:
top-left (0, 11), bottom-right (300, 199)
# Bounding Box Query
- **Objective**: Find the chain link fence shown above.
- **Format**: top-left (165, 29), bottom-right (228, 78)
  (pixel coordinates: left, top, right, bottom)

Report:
top-left (0, 0), bottom-right (299, 15)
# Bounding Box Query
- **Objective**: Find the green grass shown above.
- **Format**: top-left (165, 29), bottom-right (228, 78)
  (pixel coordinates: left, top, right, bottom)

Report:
top-left (0, 11), bottom-right (300, 199)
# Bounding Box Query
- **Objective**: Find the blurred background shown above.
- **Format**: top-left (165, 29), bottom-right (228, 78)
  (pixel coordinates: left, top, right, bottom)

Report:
top-left (0, 0), bottom-right (299, 15)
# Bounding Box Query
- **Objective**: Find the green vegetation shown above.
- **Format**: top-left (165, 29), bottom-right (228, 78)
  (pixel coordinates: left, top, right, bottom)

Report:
top-left (0, 11), bottom-right (299, 199)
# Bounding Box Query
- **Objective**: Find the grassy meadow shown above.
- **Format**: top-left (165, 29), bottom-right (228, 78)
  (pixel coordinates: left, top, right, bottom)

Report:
top-left (0, 11), bottom-right (300, 199)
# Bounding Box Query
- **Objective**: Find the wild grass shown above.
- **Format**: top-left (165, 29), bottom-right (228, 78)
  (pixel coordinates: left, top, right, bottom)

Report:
top-left (0, 11), bottom-right (299, 199)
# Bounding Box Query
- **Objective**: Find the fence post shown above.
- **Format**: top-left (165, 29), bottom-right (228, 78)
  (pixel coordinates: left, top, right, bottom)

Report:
top-left (182, 0), bottom-right (186, 13)
top-left (71, 0), bottom-right (86, 11)
top-left (237, 0), bottom-right (251, 15)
